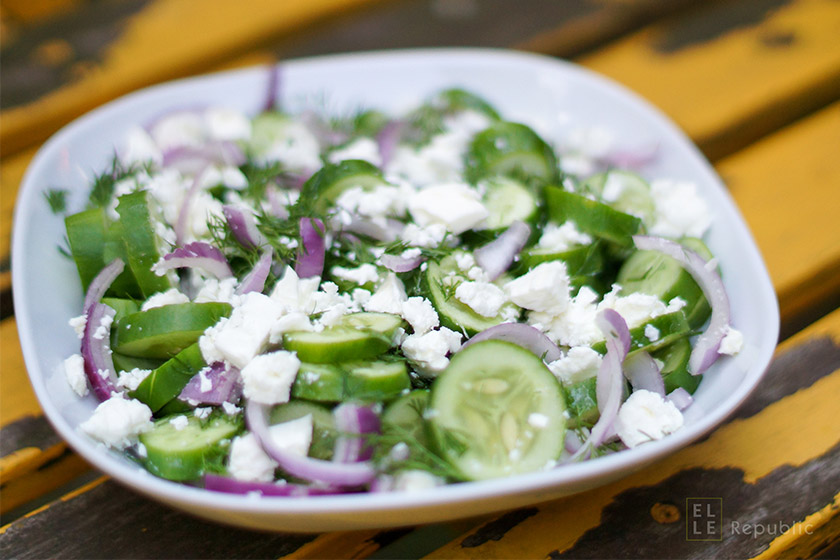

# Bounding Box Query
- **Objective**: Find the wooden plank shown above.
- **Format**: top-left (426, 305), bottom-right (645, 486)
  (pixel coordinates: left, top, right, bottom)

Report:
top-left (0, 0), bottom-right (386, 156)
top-left (718, 103), bottom-right (840, 334)
top-left (425, 309), bottom-right (840, 559)
top-left (579, 0), bottom-right (840, 160)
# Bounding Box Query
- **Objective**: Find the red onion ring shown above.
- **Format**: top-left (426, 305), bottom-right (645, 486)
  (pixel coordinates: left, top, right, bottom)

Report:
top-left (263, 64), bottom-right (283, 113)
top-left (178, 362), bottom-right (242, 406)
top-left (343, 216), bottom-right (404, 243)
top-left (236, 248), bottom-right (273, 296)
top-left (81, 302), bottom-right (120, 401)
top-left (667, 387), bottom-right (694, 411)
top-left (203, 474), bottom-right (344, 497)
top-left (597, 143), bottom-right (660, 170)
top-left (223, 205), bottom-right (264, 250)
top-left (623, 351), bottom-right (665, 396)
top-left (245, 401), bottom-right (377, 486)
top-left (461, 323), bottom-right (563, 363)
top-left (174, 170), bottom-right (205, 246)
top-left (332, 403), bottom-right (381, 463)
top-left (380, 253), bottom-right (423, 273)
top-left (157, 242), bottom-right (233, 279)
top-left (82, 258), bottom-right (125, 313)
top-left (163, 142), bottom-right (246, 176)
top-left (570, 309), bottom-right (630, 461)
top-left (376, 120), bottom-right (404, 168)
top-left (474, 221), bottom-right (531, 281)
top-left (295, 217), bottom-right (326, 278)
top-left (633, 235), bottom-right (730, 375)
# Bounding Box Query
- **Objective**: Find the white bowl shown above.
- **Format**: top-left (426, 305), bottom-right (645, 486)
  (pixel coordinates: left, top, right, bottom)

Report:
top-left (12, 48), bottom-right (779, 532)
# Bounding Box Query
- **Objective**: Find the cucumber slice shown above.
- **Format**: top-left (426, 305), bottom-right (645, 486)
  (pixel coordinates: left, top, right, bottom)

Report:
top-left (437, 88), bottom-right (500, 120)
top-left (115, 191), bottom-right (173, 298)
top-left (480, 176), bottom-right (538, 230)
top-left (130, 343), bottom-right (206, 412)
top-left (112, 352), bottom-right (164, 374)
top-left (300, 159), bottom-right (386, 213)
top-left (382, 389), bottom-right (431, 445)
top-left (344, 360), bottom-right (411, 402)
top-left (337, 312), bottom-right (405, 340)
top-left (282, 328), bottom-right (392, 364)
top-left (291, 363), bottom-right (345, 403)
top-left (139, 413), bottom-right (240, 481)
top-left (465, 122), bottom-right (559, 184)
top-left (101, 297), bottom-right (140, 321)
top-left (269, 401), bottom-right (337, 460)
top-left (424, 255), bottom-right (516, 336)
top-left (103, 219), bottom-right (144, 298)
top-left (65, 208), bottom-right (107, 293)
top-left (562, 376), bottom-right (599, 429)
top-left (517, 242), bottom-right (605, 276)
top-left (544, 186), bottom-right (642, 247)
top-left (590, 311), bottom-right (691, 356)
top-left (428, 340), bottom-right (566, 480)
top-left (654, 338), bottom-right (701, 394)
top-left (112, 302), bottom-right (232, 359)
top-left (580, 170), bottom-right (656, 224)
top-left (616, 237), bottom-right (713, 329)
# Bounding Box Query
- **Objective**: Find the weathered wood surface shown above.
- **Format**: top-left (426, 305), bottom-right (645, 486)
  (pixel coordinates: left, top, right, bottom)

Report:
top-left (425, 309), bottom-right (840, 560)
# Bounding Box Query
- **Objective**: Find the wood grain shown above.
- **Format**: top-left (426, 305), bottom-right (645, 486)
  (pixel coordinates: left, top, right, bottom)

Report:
top-left (580, 0), bottom-right (840, 160)
top-left (425, 309), bottom-right (840, 559)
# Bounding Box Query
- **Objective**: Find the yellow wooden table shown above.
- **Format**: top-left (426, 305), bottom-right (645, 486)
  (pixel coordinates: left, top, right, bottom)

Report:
top-left (1, 1), bottom-right (839, 558)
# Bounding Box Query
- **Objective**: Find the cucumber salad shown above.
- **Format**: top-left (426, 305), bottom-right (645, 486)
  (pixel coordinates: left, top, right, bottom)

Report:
top-left (56, 85), bottom-right (744, 496)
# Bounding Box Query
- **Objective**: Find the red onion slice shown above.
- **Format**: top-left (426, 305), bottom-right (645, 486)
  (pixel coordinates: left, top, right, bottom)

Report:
top-left (81, 303), bottom-right (120, 401)
top-left (157, 242), bottom-right (233, 279)
top-left (461, 323), bottom-right (563, 363)
top-left (343, 216), bottom-right (404, 243)
top-left (175, 170), bottom-right (204, 245)
top-left (623, 351), bottom-right (665, 396)
top-left (295, 217), bottom-right (325, 278)
top-left (263, 64), bottom-right (283, 113)
top-left (236, 248), bottom-right (273, 295)
top-left (245, 401), bottom-right (376, 486)
top-left (380, 253), bottom-right (423, 273)
top-left (162, 141), bottom-right (246, 176)
top-left (223, 205), bottom-right (265, 250)
top-left (633, 235), bottom-right (730, 375)
top-left (203, 474), bottom-right (344, 497)
top-left (178, 362), bottom-right (242, 406)
top-left (83, 258), bottom-right (125, 313)
top-left (332, 403), bottom-right (381, 463)
top-left (474, 221), bottom-right (531, 281)
top-left (570, 309), bottom-right (630, 461)
top-left (597, 143), bottom-right (660, 170)
top-left (667, 387), bottom-right (694, 411)
top-left (376, 120), bottom-right (404, 168)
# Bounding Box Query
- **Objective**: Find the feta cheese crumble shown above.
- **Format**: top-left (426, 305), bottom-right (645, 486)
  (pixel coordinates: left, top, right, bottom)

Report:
top-left (614, 390), bottom-right (684, 449)
top-left (80, 396), bottom-right (153, 449)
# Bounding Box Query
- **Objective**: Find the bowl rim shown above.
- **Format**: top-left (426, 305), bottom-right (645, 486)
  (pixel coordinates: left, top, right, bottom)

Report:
top-left (12, 46), bottom-right (779, 520)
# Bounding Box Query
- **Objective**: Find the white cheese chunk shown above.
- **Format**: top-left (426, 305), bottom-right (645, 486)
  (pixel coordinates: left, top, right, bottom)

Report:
top-left (614, 389), bottom-right (684, 449)
top-left (719, 326), bottom-right (744, 355)
top-left (401, 327), bottom-right (462, 375)
top-left (63, 354), bottom-right (89, 397)
top-left (400, 296), bottom-right (440, 335)
top-left (536, 221), bottom-right (592, 252)
top-left (228, 416), bottom-right (313, 482)
top-left (455, 281), bottom-right (507, 318)
top-left (80, 396), bottom-right (153, 449)
top-left (649, 179), bottom-right (712, 239)
top-left (547, 346), bottom-right (603, 385)
top-left (408, 183), bottom-right (488, 234)
top-left (240, 350), bottom-right (301, 405)
top-left (211, 292), bottom-right (285, 368)
top-left (117, 368), bottom-right (152, 392)
top-left (364, 273), bottom-right (408, 315)
top-left (328, 137), bottom-right (382, 167)
top-left (141, 288), bottom-right (190, 311)
top-left (504, 261), bottom-right (570, 314)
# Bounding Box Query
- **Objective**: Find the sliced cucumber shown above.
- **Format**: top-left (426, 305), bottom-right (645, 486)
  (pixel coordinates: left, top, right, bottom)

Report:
top-left (269, 401), bottom-right (337, 460)
top-left (130, 343), bottom-right (206, 412)
top-left (65, 208), bottom-right (107, 293)
top-left (101, 297), bottom-right (140, 321)
top-left (112, 302), bottom-right (232, 359)
top-left (580, 170), bottom-right (655, 224)
top-left (428, 340), bottom-right (566, 480)
top-left (337, 312), bottom-right (404, 340)
top-left (382, 389), bottom-right (431, 446)
top-left (112, 352), bottom-right (164, 374)
top-left (480, 176), bottom-right (538, 230)
top-left (437, 88), bottom-right (500, 120)
top-left (282, 327), bottom-right (392, 364)
top-left (344, 360), bottom-right (410, 402)
top-left (517, 242), bottom-right (605, 276)
top-left (300, 159), bottom-right (386, 213)
top-left (139, 413), bottom-right (240, 481)
top-left (465, 122), bottom-right (559, 184)
top-left (291, 363), bottom-right (345, 403)
top-left (654, 337), bottom-right (701, 394)
top-left (103, 219), bottom-right (144, 298)
top-left (590, 311), bottom-right (690, 356)
top-left (616, 237), bottom-right (713, 329)
top-left (544, 186), bottom-right (642, 247)
top-left (115, 190), bottom-right (173, 298)
top-left (424, 255), bottom-right (515, 336)
top-left (562, 376), bottom-right (599, 429)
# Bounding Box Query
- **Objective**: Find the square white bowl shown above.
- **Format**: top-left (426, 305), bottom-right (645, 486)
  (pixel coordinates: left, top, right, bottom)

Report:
top-left (12, 48), bottom-right (778, 532)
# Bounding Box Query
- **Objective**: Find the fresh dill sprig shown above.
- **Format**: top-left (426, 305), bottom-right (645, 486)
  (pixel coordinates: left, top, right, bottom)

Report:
top-left (43, 188), bottom-right (68, 214)
top-left (369, 423), bottom-right (466, 482)
top-left (87, 155), bottom-right (151, 209)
